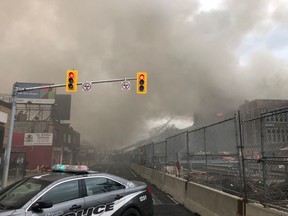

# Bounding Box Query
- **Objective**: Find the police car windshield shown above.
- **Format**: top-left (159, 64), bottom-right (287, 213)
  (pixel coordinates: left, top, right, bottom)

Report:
top-left (0, 178), bottom-right (50, 210)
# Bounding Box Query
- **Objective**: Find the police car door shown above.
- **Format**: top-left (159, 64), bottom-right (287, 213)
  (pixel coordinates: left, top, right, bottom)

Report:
top-left (26, 179), bottom-right (84, 216)
top-left (83, 177), bottom-right (127, 215)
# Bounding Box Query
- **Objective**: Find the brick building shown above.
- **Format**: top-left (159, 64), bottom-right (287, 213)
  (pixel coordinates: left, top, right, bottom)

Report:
top-left (0, 90), bottom-right (81, 171)
top-left (11, 103), bottom-right (81, 170)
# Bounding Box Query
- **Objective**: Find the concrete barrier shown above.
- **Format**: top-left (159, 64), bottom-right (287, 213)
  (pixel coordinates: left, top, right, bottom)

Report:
top-left (246, 203), bottom-right (288, 216)
top-left (131, 163), bottom-right (287, 216)
top-left (184, 181), bottom-right (243, 216)
top-left (162, 174), bottom-right (187, 204)
top-left (150, 168), bottom-right (165, 190)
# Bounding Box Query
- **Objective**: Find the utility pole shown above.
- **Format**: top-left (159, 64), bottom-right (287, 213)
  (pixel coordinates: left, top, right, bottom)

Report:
top-left (2, 84), bottom-right (17, 188)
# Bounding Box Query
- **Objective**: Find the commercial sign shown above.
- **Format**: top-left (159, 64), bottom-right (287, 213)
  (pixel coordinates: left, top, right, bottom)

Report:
top-left (0, 111), bottom-right (8, 123)
top-left (16, 83), bottom-right (56, 104)
top-left (24, 133), bottom-right (53, 146)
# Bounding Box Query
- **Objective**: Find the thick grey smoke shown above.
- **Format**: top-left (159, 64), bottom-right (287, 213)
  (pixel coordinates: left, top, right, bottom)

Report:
top-left (1, 0), bottom-right (288, 149)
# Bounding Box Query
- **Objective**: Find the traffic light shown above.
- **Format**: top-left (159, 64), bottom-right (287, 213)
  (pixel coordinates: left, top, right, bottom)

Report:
top-left (66, 70), bottom-right (78, 92)
top-left (136, 72), bottom-right (147, 94)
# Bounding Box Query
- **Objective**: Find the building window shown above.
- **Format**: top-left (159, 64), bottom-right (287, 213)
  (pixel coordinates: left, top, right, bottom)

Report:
top-left (275, 115), bottom-right (278, 122)
top-left (277, 129), bottom-right (281, 142)
top-left (282, 133), bottom-right (286, 142)
top-left (280, 114), bottom-right (284, 122)
top-left (267, 129), bottom-right (271, 142)
top-left (284, 113), bottom-right (288, 122)
top-left (272, 129), bottom-right (276, 142)
top-left (67, 134), bottom-right (71, 144)
top-left (53, 129), bottom-right (59, 141)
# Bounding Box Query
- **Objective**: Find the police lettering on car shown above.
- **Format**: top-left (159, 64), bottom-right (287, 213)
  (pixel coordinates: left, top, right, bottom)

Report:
top-left (63, 203), bottom-right (114, 216)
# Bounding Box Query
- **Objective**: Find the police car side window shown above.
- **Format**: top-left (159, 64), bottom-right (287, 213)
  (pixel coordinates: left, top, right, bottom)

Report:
top-left (85, 177), bottom-right (125, 196)
top-left (107, 179), bottom-right (126, 191)
top-left (39, 180), bottom-right (79, 204)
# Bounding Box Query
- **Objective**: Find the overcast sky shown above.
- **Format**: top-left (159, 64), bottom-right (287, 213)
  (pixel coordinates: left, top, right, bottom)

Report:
top-left (1, 0), bottom-right (288, 150)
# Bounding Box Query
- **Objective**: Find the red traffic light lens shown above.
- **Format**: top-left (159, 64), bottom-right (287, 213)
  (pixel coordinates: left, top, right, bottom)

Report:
top-left (69, 72), bottom-right (74, 78)
top-left (139, 74), bottom-right (144, 80)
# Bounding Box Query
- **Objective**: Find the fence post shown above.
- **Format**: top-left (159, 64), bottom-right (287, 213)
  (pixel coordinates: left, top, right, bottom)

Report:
top-left (152, 142), bottom-right (154, 169)
top-left (187, 130), bottom-right (190, 181)
top-left (204, 128), bottom-right (208, 183)
top-left (237, 110), bottom-right (247, 215)
top-left (165, 139), bottom-right (167, 171)
top-left (260, 115), bottom-right (267, 204)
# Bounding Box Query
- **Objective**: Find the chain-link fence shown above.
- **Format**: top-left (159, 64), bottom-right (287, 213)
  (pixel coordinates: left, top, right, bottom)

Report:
top-left (242, 107), bottom-right (288, 211)
top-left (130, 114), bottom-right (243, 195)
top-left (126, 108), bottom-right (288, 212)
top-left (187, 116), bottom-right (243, 196)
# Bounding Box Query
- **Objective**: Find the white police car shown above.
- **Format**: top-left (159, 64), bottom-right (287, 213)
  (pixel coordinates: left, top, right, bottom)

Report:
top-left (0, 164), bottom-right (153, 216)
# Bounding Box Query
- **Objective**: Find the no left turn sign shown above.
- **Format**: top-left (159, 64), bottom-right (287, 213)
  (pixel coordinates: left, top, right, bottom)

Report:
top-left (121, 81), bottom-right (131, 90)
top-left (82, 82), bottom-right (92, 91)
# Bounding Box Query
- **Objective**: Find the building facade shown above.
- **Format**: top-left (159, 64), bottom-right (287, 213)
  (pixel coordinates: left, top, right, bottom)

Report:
top-left (239, 99), bottom-right (288, 154)
top-left (12, 114), bottom-right (80, 170)
top-left (0, 92), bottom-right (81, 171)
top-left (0, 100), bottom-right (12, 167)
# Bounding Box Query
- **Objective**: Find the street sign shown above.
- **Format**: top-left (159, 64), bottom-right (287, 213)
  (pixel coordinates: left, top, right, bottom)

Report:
top-left (82, 82), bottom-right (92, 91)
top-left (121, 81), bottom-right (131, 90)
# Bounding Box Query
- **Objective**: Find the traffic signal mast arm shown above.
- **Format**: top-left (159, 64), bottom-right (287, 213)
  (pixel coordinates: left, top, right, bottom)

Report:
top-left (16, 77), bottom-right (137, 93)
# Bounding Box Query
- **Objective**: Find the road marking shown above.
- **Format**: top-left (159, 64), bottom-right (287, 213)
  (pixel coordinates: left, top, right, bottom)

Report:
top-left (105, 167), bottom-right (109, 173)
top-left (128, 168), bottom-right (137, 177)
top-left (152, 195), bottom-right (162, 205)
top-left (167, 194), bottom-right (179, 204)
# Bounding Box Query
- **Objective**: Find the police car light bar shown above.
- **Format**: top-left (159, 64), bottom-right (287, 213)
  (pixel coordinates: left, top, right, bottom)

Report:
top-left (52, 164), bottom-right (89, 172)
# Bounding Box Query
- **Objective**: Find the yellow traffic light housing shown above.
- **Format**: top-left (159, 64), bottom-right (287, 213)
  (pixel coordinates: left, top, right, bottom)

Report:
top-left (136, 72), bottom-right (147, 94)
top-left (66, 70), bottom-right (78, 92)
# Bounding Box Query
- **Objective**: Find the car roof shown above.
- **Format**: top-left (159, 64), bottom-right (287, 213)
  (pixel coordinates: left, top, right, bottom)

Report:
top-left (28, 172), bottom-right (130, 185)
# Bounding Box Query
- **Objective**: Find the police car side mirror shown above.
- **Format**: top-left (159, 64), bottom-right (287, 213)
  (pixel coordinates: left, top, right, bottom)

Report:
top-left (31, 201), bottom-right (53, 210)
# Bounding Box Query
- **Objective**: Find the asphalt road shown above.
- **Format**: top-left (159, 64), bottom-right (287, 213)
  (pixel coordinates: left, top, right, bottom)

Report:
top-left (91, 163), bottom-right (200, 216)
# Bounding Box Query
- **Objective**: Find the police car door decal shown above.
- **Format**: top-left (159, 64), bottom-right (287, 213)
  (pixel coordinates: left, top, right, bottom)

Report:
top-left (63, 190), bottom-right (145, 216)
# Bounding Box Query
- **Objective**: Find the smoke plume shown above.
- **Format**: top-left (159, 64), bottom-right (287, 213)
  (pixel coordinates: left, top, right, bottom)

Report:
top-left (1, 0), bottom-right (288, 149)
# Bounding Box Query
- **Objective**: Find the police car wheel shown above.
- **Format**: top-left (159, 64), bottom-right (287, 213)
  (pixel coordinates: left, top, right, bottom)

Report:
top-left (122, 208), bottom-right (141, 216)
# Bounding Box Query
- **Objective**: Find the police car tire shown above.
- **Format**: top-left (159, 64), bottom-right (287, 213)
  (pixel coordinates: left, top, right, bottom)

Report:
top-left (121, 208), bottom-right (141, 216)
